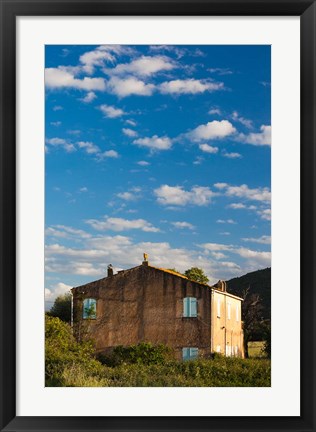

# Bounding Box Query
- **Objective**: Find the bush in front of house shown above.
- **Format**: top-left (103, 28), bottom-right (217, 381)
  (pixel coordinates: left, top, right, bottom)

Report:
top-left (45, 315), bottom-right (103, 386)
top-left (98, 342), bottom-right (173, 366)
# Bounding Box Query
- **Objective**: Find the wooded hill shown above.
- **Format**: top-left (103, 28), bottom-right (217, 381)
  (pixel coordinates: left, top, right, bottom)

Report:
top-left (227, 267), bottom-right (271, 321)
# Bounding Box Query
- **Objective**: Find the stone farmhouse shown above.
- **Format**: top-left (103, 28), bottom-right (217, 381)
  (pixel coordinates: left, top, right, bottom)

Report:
top-left (72, 255), bottom-right (244, 360)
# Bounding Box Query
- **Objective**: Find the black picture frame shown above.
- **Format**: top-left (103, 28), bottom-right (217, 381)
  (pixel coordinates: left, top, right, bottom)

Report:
top-left (0, 1), bottom-right (315, 431)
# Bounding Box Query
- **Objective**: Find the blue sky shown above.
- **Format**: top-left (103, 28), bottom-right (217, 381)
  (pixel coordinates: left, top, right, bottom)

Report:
top-left (45, 44), bottom-right (271, 306)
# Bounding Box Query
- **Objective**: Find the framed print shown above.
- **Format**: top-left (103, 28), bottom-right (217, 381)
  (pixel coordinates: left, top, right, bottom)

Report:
top-left (0, 1), bottom-right (315, 431)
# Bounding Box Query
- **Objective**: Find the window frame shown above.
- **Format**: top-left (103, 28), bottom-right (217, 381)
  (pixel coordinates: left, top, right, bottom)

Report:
top-left (183, 296), bottom-right (198, 317)
top-left (82, 298), bottom-right (97, 320)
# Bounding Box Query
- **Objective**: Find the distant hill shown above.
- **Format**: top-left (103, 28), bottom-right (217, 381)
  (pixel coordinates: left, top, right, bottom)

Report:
top-left (227, 268), bottom-right (271, 320)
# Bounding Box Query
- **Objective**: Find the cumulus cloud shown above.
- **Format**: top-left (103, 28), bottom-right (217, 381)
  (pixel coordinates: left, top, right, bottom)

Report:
top-left (239, 125), bottom-right (271, 146)
top-left (46, 225), bottom-right (92, 240)
top-left (45, 282), bottom-right (72, 302)
top-left (99, 104), bottom-right (125, 118)
top-left (154, 185), bottom-right (214, 206)
top-left (105, 55), bottom-right (176, 77)
top-left (85, 216), bottom-right (160, 232)
top-left (159, 78), bottom-right (224, 95)
top-left (199, 143), bottom-right (219, 154)
top-left (45, 137), bottom-right (76, 153)
top-left (137, 161), bottom-right (150, 166)
top-left (77, 141), bottom-right (100, 154)
top-left (45, 234), bottom-right (244, 283)
top-left (214, 183), bottom-right (271, 203)
top-left (80, 91), bottom-right (97, 103)
top-left (79, 45), bottom-right (135, 74)
top-left (216, 219), bottom-right (237, 224)
top-left (231, 111), bottom-right (253, 129)
top-left (208, 108), bottom-right (222, 115)
top-left (122, 128), bottom-right (138, 137)
top-left (107, 77), bottom-right (155, 97)
top-left (133, 135), bottom-right (172, 151)
top-left (45, 67), bottom-right (106, 91)
top-left (98, 150), bottom-right (119, 159)
top-left (222, 151), bottom-right (242, 159)
top-left (117, 192), bottom-right (139, 201)
top-left (187, 120), bottom-right (236, 142)
top-left (171, 221), bottom-right (195, 230)
top-left (242, 235), bottom-right (271, 244)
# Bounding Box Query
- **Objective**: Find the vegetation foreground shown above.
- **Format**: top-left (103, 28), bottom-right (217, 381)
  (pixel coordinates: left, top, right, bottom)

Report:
top-left (46, 316), bottom-right (271, 388)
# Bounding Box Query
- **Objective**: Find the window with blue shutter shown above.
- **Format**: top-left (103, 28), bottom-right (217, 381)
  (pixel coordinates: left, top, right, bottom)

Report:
top-left (183, 297), bottom-right (198, 317)
top-left (182, 347), bottom-right (199, 361)
top-left (83, 298), bottom-right (97, 319)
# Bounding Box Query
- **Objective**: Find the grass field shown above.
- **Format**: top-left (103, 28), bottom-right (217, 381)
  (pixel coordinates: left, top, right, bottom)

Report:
top-left (248, 341), bottom-right (266, 358)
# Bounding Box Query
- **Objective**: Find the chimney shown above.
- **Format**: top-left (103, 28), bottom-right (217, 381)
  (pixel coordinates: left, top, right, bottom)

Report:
top-left (107, 264), bottom-right (114, 277)
top-left (142, 252), bottom-right (149, 266)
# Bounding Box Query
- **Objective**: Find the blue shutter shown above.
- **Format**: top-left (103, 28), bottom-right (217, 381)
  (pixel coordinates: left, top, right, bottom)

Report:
top-left (182, 347), bottom-right (190, 361)
top-left (183, 298), bottom-right (189, 317)
top-left (190, 348), bottom-right (199, 359)
top-left (190, 298), bottom-right (197, 317)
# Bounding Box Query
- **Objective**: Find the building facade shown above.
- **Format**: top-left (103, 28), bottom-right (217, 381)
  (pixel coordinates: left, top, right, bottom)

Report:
top-left (72, 258), bottom-right (244, 360)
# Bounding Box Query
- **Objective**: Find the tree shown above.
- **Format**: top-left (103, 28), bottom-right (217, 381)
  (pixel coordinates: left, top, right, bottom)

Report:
top-left (48, 293), bottom-right (72, 323)
top-left (184, 267), bottom-right (209, 284)
top-left (242, 286), bottom-right (265, 358)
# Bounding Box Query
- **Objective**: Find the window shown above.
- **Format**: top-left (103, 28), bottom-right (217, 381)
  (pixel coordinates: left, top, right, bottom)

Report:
top-left (236, 304), bottom-right (239, 321)
top-left (227, 302), bottom-right (231, 320)
top-left (217, 298), bottom-right (221, 317)
top-left (83, 298), bottom-right (97, 319)
top-left (182, 347), bottom-right (199, 361)
top-left (183, 297), bottom-right (197, 317)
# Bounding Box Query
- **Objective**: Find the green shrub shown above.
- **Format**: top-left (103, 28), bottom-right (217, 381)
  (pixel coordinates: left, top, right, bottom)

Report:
top-left (98, 342), bottom-right (173, 366)
top-left (45, 315), bottom-right (102, 386)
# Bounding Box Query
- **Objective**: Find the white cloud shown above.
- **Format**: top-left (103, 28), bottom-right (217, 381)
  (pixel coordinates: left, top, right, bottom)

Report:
top-left (239, 125), bottom-right (271, 146)
top-left (45, 137), bottom-right (76, 153)
top-left (214, 183), bottom-right (271, 203)
top-left (137, 161), bottom-right (150, 166)
top-left (231, 111), bottom-right (253, 129)
top-left (187, 120), bottom-right (236, 142)
top-left (117, 192), bottom-right (138, 201)
top-left (122, 128), bottom-right (138, 137)
top-left (45, 282), bottom-right (72, 302)
top-left (85, 216), bottom-right (160, 233)
top-left (159, 79), bottom-right (224, 95)
top-left (98, 150), bottom-right (119, 159)
top-left (52, 105), bottom-right (63, 111)
top-left (79, 45), bottom-right (135, 74)
top-left (216, 219), bottom-right (236, 224)
top-left (126, 119), bottom-right (137, 127)
top-left (208, 108), bottom-right (221, 115)
top-left (133, 135), bottom-right (172, 151)
top-left (46, 225), bottom-right (92, 240)
top-left (171, 221), bottom-right (195, 230)
top-left (202, 243), bottom-right (233, 252)
top-left (45, 67), bottom-right (106, 91)
top-left (222, 151), bottom-right (242, 159)
top-left (235, 247), bottom-right (271, 267)
top-left (258, 208), bottom-right (271, 220)
top-left (99, 104), bottom-right (125, 118)
top-left (211, 252), bottom-right (228, 260)
top-left (108, 77), bottom-right (155, 97)
top-left (45, 234), bottom-right (243, 283)
top-left (154, 185), bottom-right (214, 206)
top-left (199, 143), bottom-right (219, 154)
top-left (77, 141), bottom-right (100, 154)
top-left (106, 55), bottom-right (176, 77)
top-left (228, 203), bottom-right (247, 209)
top-left (79, 187), bottom-right (88, 192)
top-left (50, 121), bottom-right (61, 127)
top-left (242, 235), bottom-right (271, 244)
top-left (80, 91), bottom-right (97, 103)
